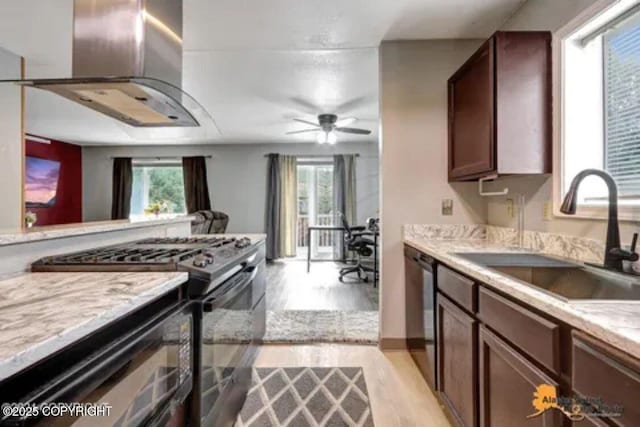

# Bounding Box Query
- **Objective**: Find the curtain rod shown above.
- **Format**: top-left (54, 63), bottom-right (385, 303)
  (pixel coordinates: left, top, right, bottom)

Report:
top-left (263, 153), bottom-right (360, 158)
top-left (110, 155), bottom-right (213, 160)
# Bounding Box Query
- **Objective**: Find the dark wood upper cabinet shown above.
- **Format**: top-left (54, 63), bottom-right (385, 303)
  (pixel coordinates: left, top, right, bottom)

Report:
top-left (448, 31), bottom-right (552, 181)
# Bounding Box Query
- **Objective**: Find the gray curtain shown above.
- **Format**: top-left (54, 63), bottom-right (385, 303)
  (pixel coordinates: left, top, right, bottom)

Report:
top-left (333, 154), bottom-right (357, 258)
top-left (111, 157), bottom-right (132, 220)
top-left (265, 154), bottom-right (281, 260)
top-left (182, 156), bottom-right (211, 213)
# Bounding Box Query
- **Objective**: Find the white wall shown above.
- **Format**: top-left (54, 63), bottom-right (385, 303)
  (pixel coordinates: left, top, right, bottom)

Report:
top-left (379, 40), bottom-right (487, 341)
top-left (82, 142), bottom-right (379, 232)
top-left (0, 47), bottom-right (22, 230)
top-left (488, 0), bottom-right (640, 244)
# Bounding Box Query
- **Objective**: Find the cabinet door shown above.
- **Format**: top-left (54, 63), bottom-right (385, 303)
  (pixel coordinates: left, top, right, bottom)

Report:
top-left (448, 38), bottom-right (495, 181)
top-left (437, 294), bottom-right (477, 427)
top-left (572, 331), bottom-right (640, 427)
top-left (479, 326), bottom-right (562, 427)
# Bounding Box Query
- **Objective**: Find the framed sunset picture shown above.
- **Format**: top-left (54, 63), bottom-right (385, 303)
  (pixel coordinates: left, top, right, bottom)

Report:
top-left (25, 156), bottom-right (61, 208)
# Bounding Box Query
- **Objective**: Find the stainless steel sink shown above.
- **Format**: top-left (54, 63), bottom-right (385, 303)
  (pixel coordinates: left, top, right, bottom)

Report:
top-left (454, 252), bottom-right (640, 302)
top-left (454, 252), bottom-right (577, 268)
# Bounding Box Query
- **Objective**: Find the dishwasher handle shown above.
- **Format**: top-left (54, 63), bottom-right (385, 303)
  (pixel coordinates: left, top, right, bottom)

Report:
top-left (405, 246), bottom-right (434, 271)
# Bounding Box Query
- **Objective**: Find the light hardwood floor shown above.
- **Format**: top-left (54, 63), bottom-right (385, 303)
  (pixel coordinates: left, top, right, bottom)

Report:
top-left (254, 344), bottom-right (451, 427)
top-left (266, 260), bottom-right (379, 311)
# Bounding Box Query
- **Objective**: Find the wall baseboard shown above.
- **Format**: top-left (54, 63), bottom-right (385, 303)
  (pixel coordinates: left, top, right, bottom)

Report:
top-left (379, 338), bottom-right (407, 351)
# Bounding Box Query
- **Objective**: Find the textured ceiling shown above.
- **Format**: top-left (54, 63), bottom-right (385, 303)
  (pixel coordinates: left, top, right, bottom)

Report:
top-left (0, 0), bottom-right (526, 145)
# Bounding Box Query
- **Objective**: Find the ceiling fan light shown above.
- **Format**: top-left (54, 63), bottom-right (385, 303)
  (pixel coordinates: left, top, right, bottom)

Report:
top-left (327, 131), bottom-right (337, 145)
top-left (317, 132), bottom-right (327, 144)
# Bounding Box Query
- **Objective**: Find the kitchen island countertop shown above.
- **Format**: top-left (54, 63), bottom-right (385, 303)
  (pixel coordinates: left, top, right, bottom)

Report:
top-left (0, 216), bottom-right (194, 247)
top-left (0, 271), bottom-right (188, 380)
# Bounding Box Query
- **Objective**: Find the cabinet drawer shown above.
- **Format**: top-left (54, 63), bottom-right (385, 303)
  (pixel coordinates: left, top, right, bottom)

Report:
top-left (478, 287), bottom-right (560, 374)
top-left (437, 265), bottom-right (476, 312)
top-left (572, 331), bottom-right (640, 427)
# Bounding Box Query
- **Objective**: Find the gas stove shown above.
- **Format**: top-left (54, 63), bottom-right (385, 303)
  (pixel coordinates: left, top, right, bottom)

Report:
top-left (27, 235), bottom-right (266, 427)
top-left (31, 236), bottom-right (258, 295)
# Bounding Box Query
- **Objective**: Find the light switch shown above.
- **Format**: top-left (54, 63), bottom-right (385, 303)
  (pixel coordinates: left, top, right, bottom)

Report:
top-left (442, 199), bottom-right (453, 216)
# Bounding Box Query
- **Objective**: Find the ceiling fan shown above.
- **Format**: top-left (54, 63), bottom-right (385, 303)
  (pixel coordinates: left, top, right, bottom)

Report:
top-left (286, 114), bottom-right (371, 144)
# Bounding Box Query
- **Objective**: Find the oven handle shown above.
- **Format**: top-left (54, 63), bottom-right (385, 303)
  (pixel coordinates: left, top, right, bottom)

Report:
top-left (202, 266), bottom-right (258, 312)
top-left (243, 251), bottom-right (258, 266)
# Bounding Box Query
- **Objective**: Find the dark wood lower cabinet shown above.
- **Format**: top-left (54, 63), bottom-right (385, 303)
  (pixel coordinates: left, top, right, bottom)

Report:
top-left (572, 331), bottom-right (640, 427)
top-left (479, 325), bottom-right (562, 427)
top-left (416, 250), bottom-right (640, 427)
top-left (437, 294), bottom-right (477, 427)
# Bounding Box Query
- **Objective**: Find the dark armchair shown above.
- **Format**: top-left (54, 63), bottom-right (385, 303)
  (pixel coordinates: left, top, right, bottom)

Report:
top-left (191, 210), bottom-right (229, 234)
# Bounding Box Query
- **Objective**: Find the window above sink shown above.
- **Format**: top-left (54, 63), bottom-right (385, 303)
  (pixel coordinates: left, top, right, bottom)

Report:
top-left (555, 0), bottom-right (640, 221)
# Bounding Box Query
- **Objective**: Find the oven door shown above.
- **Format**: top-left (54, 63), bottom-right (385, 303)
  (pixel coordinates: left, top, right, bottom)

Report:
top-left (3, 303), bottom-right (193, 427)
top-left (199, 262), bottom-right (263, 427)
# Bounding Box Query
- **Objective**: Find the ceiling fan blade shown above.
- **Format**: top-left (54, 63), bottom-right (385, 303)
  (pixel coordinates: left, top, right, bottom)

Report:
top-left (293, 118), bottom-right (320, 127)
top-left (335, 117), bottom-right (357, 127)
top-left (286, 128), bottom-right (321, 135)
top-left (335, 127), bottom-right (372, 135)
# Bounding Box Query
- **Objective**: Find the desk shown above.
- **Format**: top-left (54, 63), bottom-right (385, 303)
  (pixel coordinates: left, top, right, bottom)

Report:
top-left (306, 225), bottom-right (345, 272)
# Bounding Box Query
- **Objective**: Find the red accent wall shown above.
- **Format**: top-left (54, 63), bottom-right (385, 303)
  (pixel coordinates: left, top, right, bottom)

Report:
top-left (25, 138), bottom-right (82, 226)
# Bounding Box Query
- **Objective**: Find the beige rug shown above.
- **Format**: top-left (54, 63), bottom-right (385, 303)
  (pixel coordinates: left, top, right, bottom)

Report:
top-left (264, 311), bottom-right (379, 345)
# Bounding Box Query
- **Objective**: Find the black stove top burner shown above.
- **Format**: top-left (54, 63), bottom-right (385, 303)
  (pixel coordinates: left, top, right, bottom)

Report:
top-left (31, 236), bottom-right (255, 275)
top-left (136, 237), bottom-right (234, 246)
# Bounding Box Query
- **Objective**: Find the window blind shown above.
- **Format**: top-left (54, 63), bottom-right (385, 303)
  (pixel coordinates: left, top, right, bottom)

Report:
top-left (605, 13), bottom-right (640, 197)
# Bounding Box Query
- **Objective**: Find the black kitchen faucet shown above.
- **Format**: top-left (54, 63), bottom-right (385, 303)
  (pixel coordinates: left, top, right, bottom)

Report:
top-left (560, 168), bottom-right (639, 273)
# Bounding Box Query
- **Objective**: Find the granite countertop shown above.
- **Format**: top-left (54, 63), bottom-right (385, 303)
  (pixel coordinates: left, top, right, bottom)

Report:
top-left (0, 216), bottom-right (194, 247)
top-left (404, 234), bottom-right (640, 358)
top-left (0, 272), bottom-right (188, 380)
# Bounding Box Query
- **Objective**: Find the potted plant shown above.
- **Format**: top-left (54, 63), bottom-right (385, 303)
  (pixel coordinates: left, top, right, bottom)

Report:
top-left (25, 211), bottom-right (37, 228)
top-left (144, 201), bottom-right (169, 217)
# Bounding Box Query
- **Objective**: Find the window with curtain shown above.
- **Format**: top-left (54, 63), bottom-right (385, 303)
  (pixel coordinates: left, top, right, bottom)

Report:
top-left (130, 162), bottom-right (186, 218)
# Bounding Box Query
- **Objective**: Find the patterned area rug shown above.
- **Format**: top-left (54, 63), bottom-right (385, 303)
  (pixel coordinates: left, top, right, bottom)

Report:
top-left (236, 367), bottom-right (374, 427)
top-left (264, 311), bottom-right (378, 344)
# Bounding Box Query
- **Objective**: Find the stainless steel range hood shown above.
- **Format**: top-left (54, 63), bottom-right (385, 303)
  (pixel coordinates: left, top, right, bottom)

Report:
top-left (4, 0), bottom-right (212, 129)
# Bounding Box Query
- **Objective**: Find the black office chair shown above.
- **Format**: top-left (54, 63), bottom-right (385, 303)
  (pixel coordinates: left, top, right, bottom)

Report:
top-left (338, 213), bottom-right (376, 283)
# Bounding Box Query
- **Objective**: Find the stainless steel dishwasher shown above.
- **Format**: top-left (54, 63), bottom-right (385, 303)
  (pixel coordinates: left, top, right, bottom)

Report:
top-left (404, 245), bottom-right (437, 390)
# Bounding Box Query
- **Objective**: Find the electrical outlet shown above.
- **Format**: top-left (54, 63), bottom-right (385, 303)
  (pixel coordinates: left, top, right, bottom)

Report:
top-left (442, 199), bottom-right (453, 216)
top-left (543, 201), bottom-right (553, 221)
top-left (506, 199), bottom-right (515, 218)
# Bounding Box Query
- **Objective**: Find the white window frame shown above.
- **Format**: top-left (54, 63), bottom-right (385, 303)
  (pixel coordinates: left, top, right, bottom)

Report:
top-left (129, 158), bottom-right (186, 220)
top-left (553, 0), bottom-right (640, 222)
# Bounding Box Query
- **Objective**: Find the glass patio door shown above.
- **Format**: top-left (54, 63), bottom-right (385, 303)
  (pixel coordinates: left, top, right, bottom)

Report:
top-left (297, 162), bottom-right (334, 259)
